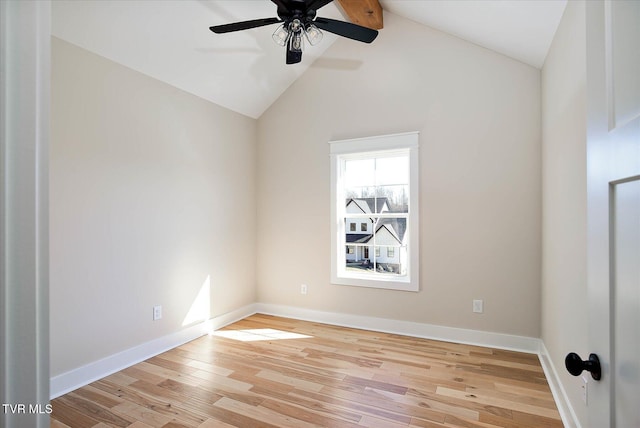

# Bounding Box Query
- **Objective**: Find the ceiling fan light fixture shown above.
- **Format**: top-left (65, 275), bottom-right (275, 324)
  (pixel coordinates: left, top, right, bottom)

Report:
top-left (209, 0), bottom-right (379, 65)
top-left (289, 31), bottom-right (304, 53)
top-left (272, 24), bottom-right (289, 46)
top-left (304, 23), bottom-right (323, 46)
top-left (289, 18), bottom-right (302, 33)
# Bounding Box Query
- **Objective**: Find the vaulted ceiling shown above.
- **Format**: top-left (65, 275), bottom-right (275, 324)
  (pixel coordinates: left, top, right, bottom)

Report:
top-left (52, 0), bottom-right (566, 119)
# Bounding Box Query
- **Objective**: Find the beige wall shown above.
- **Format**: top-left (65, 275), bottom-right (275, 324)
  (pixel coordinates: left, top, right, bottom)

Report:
top-left (256, 13), bottom-right (542, 337)
top-left (51, 10), bottom-right (549, 379)
top-left (50, 38), bottom-right (257, 376)
top-left (541, 1), bottom-right (588, 425)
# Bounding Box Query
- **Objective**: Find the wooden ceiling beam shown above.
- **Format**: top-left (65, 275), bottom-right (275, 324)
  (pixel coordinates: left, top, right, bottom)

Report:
top-left (335, 0), bottom-right (383, 30)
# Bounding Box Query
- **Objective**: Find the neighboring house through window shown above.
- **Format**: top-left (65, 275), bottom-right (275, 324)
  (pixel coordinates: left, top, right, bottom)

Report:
top-left (330, 132), bottom-right (419, 291)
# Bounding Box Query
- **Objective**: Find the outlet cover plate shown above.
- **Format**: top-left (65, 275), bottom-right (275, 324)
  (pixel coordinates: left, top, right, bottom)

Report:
top-left (153, 305), bottom-right (162, 321)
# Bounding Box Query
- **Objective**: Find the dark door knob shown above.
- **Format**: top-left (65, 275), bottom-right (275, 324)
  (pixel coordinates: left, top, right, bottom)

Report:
top-left (565, 352), bottom-right (602, 380)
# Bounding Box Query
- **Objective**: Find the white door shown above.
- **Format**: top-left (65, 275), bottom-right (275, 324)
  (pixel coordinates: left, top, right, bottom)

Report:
top-left (586, 1), bottom-right (640, 427)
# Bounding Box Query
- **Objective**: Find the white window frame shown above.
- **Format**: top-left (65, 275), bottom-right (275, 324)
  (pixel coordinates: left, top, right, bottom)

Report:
top-left (330, 132), bottom-right (419, 292)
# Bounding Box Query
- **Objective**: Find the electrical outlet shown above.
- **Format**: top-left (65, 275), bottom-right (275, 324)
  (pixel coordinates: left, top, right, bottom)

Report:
top-left (153, 305), bottom-right (162, 321)
top-left (473, 299), bottom-right (484, 313)
top-left (301, 284), bottom-right (308, 295)
top-left (581, 375), bottom-right (588, 405)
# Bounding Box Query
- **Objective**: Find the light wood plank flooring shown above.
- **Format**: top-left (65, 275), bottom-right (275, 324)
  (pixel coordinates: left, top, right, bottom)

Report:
top-left (51, 314), bottom-right (563, 428)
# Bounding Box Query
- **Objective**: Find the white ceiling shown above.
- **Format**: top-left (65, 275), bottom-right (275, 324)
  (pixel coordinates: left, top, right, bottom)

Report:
top-left (52, 0), bottom-right (567, 119)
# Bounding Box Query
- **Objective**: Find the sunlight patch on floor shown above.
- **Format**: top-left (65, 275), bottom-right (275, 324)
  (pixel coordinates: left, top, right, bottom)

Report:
top-left (212, 328), bottom-right (312, 342)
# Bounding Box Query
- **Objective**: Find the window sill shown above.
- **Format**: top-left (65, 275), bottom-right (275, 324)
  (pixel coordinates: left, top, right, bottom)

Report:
top-left (331, 274), bottom-right (419, 292)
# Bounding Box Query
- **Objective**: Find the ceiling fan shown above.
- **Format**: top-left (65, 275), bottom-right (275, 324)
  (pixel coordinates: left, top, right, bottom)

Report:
top-left (209, 0), bottom-right (379, 65)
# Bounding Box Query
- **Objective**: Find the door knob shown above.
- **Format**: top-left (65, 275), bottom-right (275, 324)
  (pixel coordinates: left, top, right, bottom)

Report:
top-left (565, 352), bottom-right (601, 380)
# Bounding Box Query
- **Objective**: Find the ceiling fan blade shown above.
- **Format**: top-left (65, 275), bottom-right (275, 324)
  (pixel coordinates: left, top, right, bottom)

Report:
top-left (313, 17), bottom-right (378, 43)
top-left (307, 0), bottom-right (334, 11)
top-left (271, 0), bottom-right (292, 17)
top-left (209, 17), bottom-right (281, 34)
top-left (270, 0), bottom-right (288, 8)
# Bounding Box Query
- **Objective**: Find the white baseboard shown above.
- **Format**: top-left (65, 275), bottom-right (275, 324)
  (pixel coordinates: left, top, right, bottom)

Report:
top-left (539, 342), bottom-right (581, 428)
top-left (255, 303), bottom-right (541, 354)
top-left (49, 304), bottom-right (257, 399)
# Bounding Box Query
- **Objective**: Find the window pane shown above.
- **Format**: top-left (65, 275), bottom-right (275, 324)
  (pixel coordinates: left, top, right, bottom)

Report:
top-left (376, 217), bottom-right (407, 247)
top-left (345, 244), bottom-right (374, 273)
top-left (344, 216), bottom-right (408, 278)
top-left (376, 185), bottom-right (409, 213)
top-left (345, 158), bottom-right (374, 188)
top-left (375, 156), bottom-right (408, 186)
top-left (371, 245), bottom-right (407, 276)
top-left (345, 186), bottom-right (375, 201)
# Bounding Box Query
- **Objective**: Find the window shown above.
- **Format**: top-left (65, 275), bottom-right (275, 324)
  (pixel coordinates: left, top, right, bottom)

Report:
top-left (330, 132), bottom-right (419, 291)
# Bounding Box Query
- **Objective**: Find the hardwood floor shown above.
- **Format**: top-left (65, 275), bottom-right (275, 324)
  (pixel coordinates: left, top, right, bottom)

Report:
top-left (51, 314), bottom-right (563, 428)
